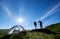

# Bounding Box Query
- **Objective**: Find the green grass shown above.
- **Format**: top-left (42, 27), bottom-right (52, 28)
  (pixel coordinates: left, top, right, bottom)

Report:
top-left (0, 23), bottom-right (60, 39)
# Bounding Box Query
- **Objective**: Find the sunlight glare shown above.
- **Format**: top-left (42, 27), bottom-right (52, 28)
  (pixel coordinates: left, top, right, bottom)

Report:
top-left (17, 18), bottom-right (24, 24)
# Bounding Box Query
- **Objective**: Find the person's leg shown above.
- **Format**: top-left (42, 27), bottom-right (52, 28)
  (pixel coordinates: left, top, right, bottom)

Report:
top-left (40, 25), bottom-right (43, 29)
top-left (35, 25), bottom-right (36, 29)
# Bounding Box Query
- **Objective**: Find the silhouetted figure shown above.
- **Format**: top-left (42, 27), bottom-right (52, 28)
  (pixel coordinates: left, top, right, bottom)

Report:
top-left (38, 20), bottom-right (43, 29)
top-left (34, 21), bottom-right (37, 29)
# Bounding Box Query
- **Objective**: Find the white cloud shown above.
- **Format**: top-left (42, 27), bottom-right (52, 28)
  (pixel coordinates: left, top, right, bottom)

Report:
top-left (0, 3), bottom-right (14, 18)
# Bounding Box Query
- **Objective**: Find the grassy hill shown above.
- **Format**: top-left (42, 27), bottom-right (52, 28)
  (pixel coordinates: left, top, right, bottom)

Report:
top-left (45, 23), bottom-right (60, 39)
top-left (45, 23), bottom-right (60, 33)
top-left (0, 29), bottom-right (9, 37)
top-left (0, 23), bottom-right (60, 39)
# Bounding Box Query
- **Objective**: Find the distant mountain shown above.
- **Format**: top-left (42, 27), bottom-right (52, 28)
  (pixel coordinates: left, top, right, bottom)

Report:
top-left (0, 29), bottom-right (9, 32)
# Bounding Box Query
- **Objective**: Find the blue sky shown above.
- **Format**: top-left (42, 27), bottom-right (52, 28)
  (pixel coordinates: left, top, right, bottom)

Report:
top-left (0, 0), bottom-right (60, 30)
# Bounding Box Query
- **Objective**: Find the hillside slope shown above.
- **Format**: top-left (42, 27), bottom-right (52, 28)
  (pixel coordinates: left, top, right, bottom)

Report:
top-left (45, 23), bottom-right (60, 33)
top-left (0, 23), bottom-right (60, 39)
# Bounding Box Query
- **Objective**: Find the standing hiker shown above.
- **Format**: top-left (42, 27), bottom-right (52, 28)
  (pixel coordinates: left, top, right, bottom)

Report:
top-left (34, 21), bottom-right (37, 29)
top-left (38, 20), bottom-right (43, 29)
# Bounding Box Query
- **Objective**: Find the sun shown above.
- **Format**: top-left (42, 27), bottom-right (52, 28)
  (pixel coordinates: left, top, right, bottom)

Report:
top-left (17, 18), bottom-right (24, 24)
top-left (16, 17), bottom-right (27, 25)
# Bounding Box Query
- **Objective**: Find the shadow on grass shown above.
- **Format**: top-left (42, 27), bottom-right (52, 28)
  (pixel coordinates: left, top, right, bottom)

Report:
top-left (31, 29), bottom-right (56, 35)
